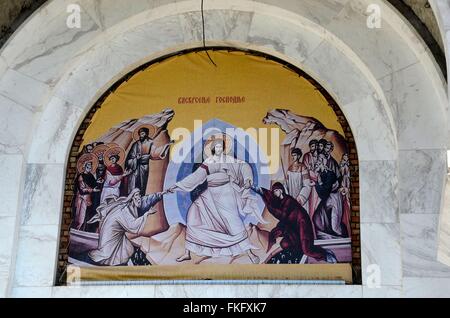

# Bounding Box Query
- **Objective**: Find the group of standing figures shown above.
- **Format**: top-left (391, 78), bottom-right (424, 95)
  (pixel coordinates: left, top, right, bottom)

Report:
top-left (72, 127), bottom-right (172, 232)
top-left (285, 138), bottom-right (351, 241)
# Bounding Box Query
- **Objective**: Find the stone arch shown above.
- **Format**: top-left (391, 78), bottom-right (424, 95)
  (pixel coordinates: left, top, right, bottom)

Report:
top-left (0, 0), bottom-right (447, 297)
top-left (429, 0), bottom-right (450, 269)
top-left (55, 47), bottom-right (363, 284)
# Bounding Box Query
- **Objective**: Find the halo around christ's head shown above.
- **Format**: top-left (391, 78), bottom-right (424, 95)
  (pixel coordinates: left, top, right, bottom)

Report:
top-left (203, 133), bottom-right (233, 158)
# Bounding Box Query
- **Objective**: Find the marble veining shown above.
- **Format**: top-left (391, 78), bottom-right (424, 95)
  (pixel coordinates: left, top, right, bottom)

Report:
top-left (248, 12), bottom-right (323, 63)
top-left (0, 217), bottom-right (16, 275)
top-left (399, 149), bottom-right (446, 214)
top-left (257, 0), bottom-right (348, 26)
top-left (21, 164), bottom-right (65, 226)
top-left (378, 63), bottom-right (447, 150)
top-left (304, 40), bottom-right (375, 105)
top-left (403, 277), bottom-right (450, 297)
top-left (438, 175), bottom-right (450, 265)
top-left (27, 97), bottom-right (84, 164)
top-left (77, 0), bottom-right (166, 31)
top-left (180, 10), bottom-right (254, 44)
top-left (326, 0), bottom-right (419, 79)
top-left (6, 4), bottom-right (101, 86)
top-left (53, 15), bottom-right (184, 110)
top-left (0, 155), bottom-right (24, 217)
top-left (401, 214), bottom-right (450, 278)
top-left (360, 160), bottom-right (399, 223)
top-left (361, 223), bottom-right (402, 286)
top-left (341, 94), bottom-right (397, 161)
top-left (0, 217), bottom-right (16, 297)
top-left (0, 95), bottom-right (33, 155)
top-left (0, 68), bottom-right (50, 112)
top-left (14, 225), bottom-right (59, 287)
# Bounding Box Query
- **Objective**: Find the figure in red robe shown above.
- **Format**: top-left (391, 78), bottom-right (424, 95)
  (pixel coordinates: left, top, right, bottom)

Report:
top-left (252, 182), bottom-right (337, 263)
top-left (100, 154), bottom-right (129, 204)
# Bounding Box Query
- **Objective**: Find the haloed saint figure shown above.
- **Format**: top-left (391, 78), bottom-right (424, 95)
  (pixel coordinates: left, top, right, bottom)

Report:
top-left (125, 126), bottom-right (172, 195)
top-left (73, 154), bottom-right (100, 231)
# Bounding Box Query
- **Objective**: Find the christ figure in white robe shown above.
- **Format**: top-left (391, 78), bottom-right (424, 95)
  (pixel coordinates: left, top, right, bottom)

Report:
top-left (167, 139), bottom-right (261, 264)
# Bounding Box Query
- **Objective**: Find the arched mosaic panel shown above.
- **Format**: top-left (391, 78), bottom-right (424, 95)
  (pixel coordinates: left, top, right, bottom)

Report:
top-left (58, 49), bottom-right (360, 284)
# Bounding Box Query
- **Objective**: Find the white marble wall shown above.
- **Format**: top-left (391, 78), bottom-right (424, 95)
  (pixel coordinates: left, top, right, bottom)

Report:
top-left (1, 0), bottom-right (102, 87)
top-left (430, 0), bottom-right (450, 276)
top-left (0, 216), bottom-right (18, 297)
top-left (399, 150), bottom-right (447, 215)
top-left (402, 213), bottom-right (450, 277)
top-left (27, 97), bottom-right (84, 165)
top-left (361, 223), bottom-right (402, 286)
top-left (0, 0), bottom-right (449, 297)
top-left (359, 161), bottom-right (398, 224)
top-left (14, 225), bottom-right (59, 288)
top-left (378, 63), bottom-right (447, 150)
top-left (438, 174), bottom-right (450, 266)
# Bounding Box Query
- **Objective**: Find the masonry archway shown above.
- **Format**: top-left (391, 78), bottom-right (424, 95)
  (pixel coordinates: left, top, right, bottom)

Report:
top-left (1, 0), bottom-right (448, 297)
top-left (56, 47), bottom-right (362, 284)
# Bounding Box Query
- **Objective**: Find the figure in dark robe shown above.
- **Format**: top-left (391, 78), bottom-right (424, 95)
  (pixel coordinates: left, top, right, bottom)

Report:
top-left (72, 161), bottom-right (100, 231)
top-left (125, 127), bottom-right (172, 196)
top-left (84, 152), bottom-right (106, 233)
top-left (317, 138), bottom-right (328, 155)
top-left (339, 153), bottom-right (352, 237)
top-left (324, 141), bottom-right (341, 179)
top-left (313, 154), bottom-right (348, 239)
top-left (252, 182), bottom-right (337, 263)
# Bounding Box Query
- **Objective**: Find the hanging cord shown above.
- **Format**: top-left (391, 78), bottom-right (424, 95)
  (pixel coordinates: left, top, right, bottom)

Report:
top-left (201, 0), bottom-right (217, 67)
